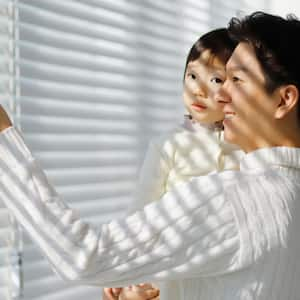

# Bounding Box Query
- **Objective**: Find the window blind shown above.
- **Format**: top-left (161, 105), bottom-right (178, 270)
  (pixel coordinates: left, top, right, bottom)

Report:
top-left (10, 1), bottom-right (270, 300)
top-left (0, 0), bottom-right (21, 300)
top-left (17, 1), bottom-right (186, 299)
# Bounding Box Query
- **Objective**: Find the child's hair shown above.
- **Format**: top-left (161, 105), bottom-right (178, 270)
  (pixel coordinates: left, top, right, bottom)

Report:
top-left (183, 28), bottom-right (237, 78)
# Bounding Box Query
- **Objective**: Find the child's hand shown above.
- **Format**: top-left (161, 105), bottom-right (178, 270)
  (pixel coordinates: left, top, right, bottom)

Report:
top-left (103, 287), bottom-right (123, 300)
top-left (119, 284), bottom-right (159, 300)
top-left (0, 105), bottom-right (12, 131)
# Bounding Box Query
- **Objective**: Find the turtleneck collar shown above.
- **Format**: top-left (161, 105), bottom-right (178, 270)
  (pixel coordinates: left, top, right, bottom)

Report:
top-left (240, 146), bottom-right (300, 172)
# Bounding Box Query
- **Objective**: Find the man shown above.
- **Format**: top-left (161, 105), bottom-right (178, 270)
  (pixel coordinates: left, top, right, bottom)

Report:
top-left (1, 12), bottom-right (300, 299)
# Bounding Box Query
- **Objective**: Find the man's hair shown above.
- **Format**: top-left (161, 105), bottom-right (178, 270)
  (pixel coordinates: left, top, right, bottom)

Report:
top-left (228, 11), bottom-right (300, 94)
top-left (183, 28), bottom-right (237, 78)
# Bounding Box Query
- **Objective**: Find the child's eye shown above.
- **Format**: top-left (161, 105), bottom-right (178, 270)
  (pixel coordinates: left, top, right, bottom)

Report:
top-left (211, 77), bottom-right (223, 84)
top-left (187, 73), bottom-right (196, 80)
top-left (232, 76), bottom-right (240, 82)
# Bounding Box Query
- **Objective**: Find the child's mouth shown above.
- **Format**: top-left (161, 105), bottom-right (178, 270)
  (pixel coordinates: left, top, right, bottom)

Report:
top-left (191, 103), bottom-right (207, 111)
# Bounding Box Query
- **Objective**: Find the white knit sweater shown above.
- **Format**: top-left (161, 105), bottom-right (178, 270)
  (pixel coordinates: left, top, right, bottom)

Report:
top-left (129, 118), bottom-right (243, 214)
top-left (129, 119), bottom-right (243, 299)
top-left (1, 126), bottom-right (300, 300)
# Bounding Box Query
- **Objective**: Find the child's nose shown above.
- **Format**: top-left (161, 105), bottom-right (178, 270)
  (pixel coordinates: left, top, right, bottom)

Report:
top-left (194, 80), bottom-right (207, 97)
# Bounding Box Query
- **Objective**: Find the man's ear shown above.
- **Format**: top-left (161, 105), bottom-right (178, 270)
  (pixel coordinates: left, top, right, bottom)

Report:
top-left (274, 85), bottom-right (299, 119)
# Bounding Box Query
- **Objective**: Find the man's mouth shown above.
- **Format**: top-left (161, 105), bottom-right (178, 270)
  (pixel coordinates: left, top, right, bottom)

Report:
top-left (224, 112), bottom-right (236, 120)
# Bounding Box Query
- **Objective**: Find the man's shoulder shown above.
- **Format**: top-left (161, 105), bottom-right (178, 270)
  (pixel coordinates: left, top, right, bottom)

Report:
top-left (188, 168), bottom-right (284, 196)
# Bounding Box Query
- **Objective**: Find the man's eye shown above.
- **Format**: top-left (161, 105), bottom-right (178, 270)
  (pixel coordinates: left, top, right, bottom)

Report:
top-left (211, 77), bottom-right (223, 84)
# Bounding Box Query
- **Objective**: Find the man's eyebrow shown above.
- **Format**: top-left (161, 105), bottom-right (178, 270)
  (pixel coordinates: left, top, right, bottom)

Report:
top-left (226, 65), bottom-right (250, 73)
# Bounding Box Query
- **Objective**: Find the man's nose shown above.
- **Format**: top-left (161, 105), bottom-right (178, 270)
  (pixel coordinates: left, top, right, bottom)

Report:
top-left (215, 83), bottom-right (231, 104)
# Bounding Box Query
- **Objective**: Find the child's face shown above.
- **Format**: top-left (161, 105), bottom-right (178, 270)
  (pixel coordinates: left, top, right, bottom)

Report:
top-left (183, 50), bottom-right (226, 123)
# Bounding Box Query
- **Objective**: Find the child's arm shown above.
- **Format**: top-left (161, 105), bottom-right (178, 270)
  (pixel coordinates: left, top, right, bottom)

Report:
top-left (112, 141), bottom-right (170, 296)
top-left (128, 140), bottom-right (171, 213)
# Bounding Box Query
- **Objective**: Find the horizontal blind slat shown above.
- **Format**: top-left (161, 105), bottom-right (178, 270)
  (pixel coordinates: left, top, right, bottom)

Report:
top-left (19, 22), bottom-right (138, 57)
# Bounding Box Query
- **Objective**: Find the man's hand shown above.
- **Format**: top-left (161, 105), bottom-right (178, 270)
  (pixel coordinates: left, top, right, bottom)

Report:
top-left (0, 105), bottom-right (12, 131)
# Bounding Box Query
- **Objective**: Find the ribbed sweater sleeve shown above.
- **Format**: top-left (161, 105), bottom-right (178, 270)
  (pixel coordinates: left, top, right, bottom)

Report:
top-left (0, 127), bottom-right (242, 287)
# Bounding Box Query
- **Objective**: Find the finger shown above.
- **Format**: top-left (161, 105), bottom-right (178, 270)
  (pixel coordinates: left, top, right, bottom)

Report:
top-left (131, 285), bottom-right (142, 292)
top-left (103, 288), bottom-right (117, 300)
top-left (137, 283), bottom-right (153, 290)
top-left (112, 288), bottom-right (122, 296)
top-left (142, 288), bottom-right (160, 299)
top-left (132, 283), bottom-right (153, 292)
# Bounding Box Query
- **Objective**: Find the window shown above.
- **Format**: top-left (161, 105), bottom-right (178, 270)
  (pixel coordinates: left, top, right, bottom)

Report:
top-left (3, 1), bottom-right (269, 299)
top-left (0, 1), bottom-right (22, 299)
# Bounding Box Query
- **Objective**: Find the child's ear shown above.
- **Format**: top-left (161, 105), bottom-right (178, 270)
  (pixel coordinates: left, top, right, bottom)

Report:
top-left (274, 85), bottom-right (299, 119)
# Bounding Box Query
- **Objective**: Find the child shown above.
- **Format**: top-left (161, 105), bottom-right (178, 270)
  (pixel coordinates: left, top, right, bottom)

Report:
top-left (104, 28), bottom-right (243, 300)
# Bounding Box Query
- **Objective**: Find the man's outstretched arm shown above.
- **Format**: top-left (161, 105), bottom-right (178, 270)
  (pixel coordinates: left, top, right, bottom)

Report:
top-left (0, 106), bottom-right (241, 287)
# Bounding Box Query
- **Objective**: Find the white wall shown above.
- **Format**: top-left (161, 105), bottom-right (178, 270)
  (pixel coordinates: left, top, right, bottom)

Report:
top-left (269, 0), bottom-right (300, 17)
top-left (223, 0), bottom-right (300, 19)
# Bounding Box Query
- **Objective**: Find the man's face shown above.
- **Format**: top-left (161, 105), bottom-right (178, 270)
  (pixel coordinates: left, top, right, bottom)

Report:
top-left (219, 42), bottom-right (279, 152)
